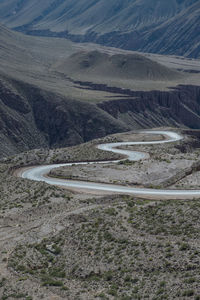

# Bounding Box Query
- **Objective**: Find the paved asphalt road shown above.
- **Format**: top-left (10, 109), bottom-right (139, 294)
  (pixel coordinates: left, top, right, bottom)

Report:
top-left (20, 130), bottom-right (200, 197)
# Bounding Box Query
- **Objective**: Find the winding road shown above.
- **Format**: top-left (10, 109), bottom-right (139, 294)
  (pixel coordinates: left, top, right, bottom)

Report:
top-left (20, 130), bottom-right (200, 198)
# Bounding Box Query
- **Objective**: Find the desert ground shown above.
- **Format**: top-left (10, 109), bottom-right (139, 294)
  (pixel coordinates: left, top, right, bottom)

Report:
top-left (0, 128), bottom-right (200, 299)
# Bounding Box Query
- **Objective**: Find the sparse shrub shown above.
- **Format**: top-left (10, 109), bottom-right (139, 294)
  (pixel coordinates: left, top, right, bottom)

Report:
top-left (182, 290), bottom-right (194, 297)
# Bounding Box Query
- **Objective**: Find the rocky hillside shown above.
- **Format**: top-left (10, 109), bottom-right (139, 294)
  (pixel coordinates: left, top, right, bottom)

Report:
top-left (2, 75), bottom-right (200, 159)
top-left (0, 24), bottom-right (200, 159)
top-left (0, 0), bottom-right (199, 58)
top-left (97, 85), bottom-right (200, 129)
top-left (0, 77), bottom-right (129, 158)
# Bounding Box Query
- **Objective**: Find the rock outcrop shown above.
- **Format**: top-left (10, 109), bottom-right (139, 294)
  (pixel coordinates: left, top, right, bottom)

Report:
top-left (0, 78), bottom-right (128, 158)
top-left (1, 76), bottom-right (200, 159)
top-left (98, 85), bottom-right (200, 129)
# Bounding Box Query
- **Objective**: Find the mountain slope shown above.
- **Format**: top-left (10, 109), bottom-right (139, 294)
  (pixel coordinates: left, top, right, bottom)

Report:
top-left (0, 25), bottom-right (130, 157)
top-left (0, 77), bottom-right (130, 158)
top-left (141, 1), bottom-right (200, 57)
top-left (0, 0), bottom-right (199, 57)
top-left (0, 24), bottom-right (200, 158)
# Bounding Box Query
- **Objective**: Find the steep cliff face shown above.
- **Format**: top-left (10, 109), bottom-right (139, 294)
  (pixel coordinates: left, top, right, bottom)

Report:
top-left (23, 83), bottom-right (128, 147)
top-left (0, 78), bottom-right (128, 158)
top-left (1, 75), bottom-right (200, 159)
top-left (0, 79), bottom-right (47, 157)
top-left (97, 85), bottom-right (200, 129)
